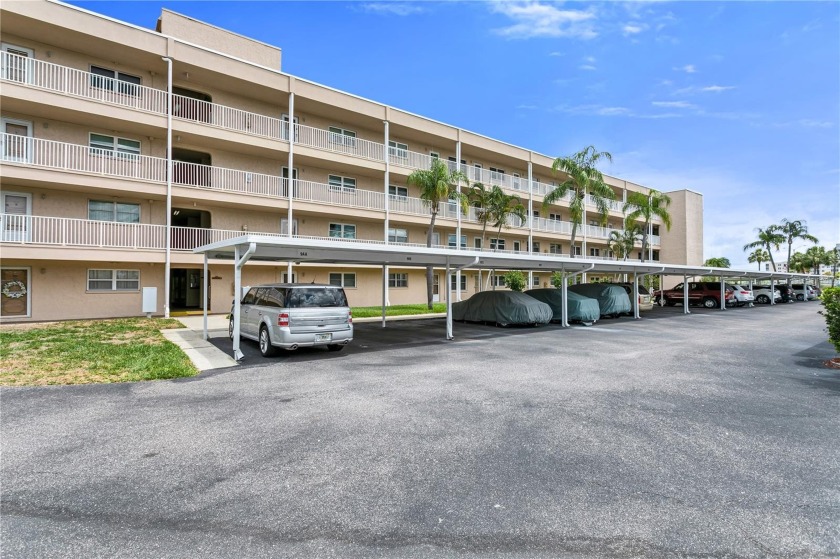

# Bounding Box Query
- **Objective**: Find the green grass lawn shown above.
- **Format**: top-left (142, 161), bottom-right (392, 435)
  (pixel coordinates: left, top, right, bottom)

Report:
top-left (0, 318), bottom-right (197, 386)
top-left (351, 303), bottom-right (447, 318)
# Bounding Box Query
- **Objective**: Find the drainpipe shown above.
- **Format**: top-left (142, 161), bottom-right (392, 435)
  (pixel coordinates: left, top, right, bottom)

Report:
top-left (383, 117), bottom-right (390, 306)
top-left (162, 56), bottom-right (172, 318)
top-left (447, 256), bottom-right (479, 339)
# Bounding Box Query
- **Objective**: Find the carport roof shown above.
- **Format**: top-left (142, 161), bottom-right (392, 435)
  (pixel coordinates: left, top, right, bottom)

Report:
top-left (192, 235), bottom-right (817, 281)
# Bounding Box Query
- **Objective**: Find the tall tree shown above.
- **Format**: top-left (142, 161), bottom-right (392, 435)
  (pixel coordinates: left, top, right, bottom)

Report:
top-left (622, 189), bottom-right (672, 262)
top-left (407, 158), bottom-right (468, 309)
top-left (803, 245), bottom-right (829, 276)
top-left (490, 189), bottom-right (527, 251)
top-left (467, 182), bottom-right (495, 251)
top-left (777, 219), bottom-right (818, 282)
top-left (747, 248), bottom-right (770, 271)
top-left (743, 226), bottom-right (785, 272)
top-left (542, 145), bottom-right (615, 258)
top-left (608, 224), bottom-right (641, 261)
top-left (704, 257), bottom-right (731, 282)
top-left (788, 252), bottom-right (810, 274)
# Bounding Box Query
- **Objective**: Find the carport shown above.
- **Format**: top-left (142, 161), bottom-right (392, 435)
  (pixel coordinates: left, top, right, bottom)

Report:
top-left (193, 236), bottom-right (818, 360)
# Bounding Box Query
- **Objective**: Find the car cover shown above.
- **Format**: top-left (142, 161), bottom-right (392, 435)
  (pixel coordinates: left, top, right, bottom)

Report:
top-left (525, 288), bottom-right (600, 324)
top-left (452, 291), bottom-right (553, 326)
top-left (567, 284), bottom-right (632, 317)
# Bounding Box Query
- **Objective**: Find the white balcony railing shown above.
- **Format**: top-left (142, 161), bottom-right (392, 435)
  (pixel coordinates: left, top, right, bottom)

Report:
top-left (172, 95), bottom-right (283, 139)
top-left (0, 133), bottom-right (167, 182)
top-left (171, 161), bottom-right (282, 197)
top-left (294, 180), bottom-right (385, 212)
top-left (1, 52), bottom-right (168, 114)
top-left (294, 124), bottom-right (385, 161)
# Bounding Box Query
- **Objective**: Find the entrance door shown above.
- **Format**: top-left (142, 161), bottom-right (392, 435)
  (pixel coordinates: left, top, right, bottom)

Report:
top-left (1, 191), bottom-right (31, 241)
top-left (1, 43), bottom-right (34, 84)
top-left (170, 269), bottom-right (207, 310)
top-left (1, 118), bottom-right (33, 163)
top-left (432, 274), bottom-right (440, 302)
top-left (1, 267), bottom-right (30, 317)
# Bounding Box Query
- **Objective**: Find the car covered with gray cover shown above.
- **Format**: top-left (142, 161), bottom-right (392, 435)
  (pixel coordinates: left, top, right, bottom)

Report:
top-left (525, 288), bottom-right (600, 325)
top-left (567, 283), bottom-right (632, 317)
top-left (452, 291), bottom-right (553, 327)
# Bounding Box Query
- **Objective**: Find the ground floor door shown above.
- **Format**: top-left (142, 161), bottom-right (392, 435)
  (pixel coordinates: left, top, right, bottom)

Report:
top-left (432, 274), bottom-right (440, 302)
top-left (1, 267), bottom-right (30, 318)
top-left (170, 269), bottom-right (207, 311)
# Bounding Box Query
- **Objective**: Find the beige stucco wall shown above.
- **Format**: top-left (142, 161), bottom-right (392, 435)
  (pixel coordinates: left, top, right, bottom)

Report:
top-left (157, 10), bottom-right (281, 70)
top-left (660, 189), bottom-right (704, 287)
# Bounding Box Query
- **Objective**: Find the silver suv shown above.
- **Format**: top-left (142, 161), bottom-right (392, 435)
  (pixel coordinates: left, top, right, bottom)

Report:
top-left (230, 284), bottom-right (353, 356)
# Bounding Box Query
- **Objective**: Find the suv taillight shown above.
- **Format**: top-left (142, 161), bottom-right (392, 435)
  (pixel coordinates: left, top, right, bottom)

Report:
top-left (277, 312), bottom-right (289, 327)
top-left (348, 310), bottom-right (353, 323)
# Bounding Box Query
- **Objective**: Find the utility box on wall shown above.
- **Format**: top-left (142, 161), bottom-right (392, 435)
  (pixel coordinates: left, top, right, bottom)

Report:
top-left (142, 287), bottom-right (157, 317)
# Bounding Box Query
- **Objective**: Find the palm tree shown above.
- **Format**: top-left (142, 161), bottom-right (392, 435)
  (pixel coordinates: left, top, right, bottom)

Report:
top-left (542, 145), bottom-right (615, 258)
top-left (608, 224), bottom-right (641, 261)
top-left (747, 248), bottom-right (770, 271)
top-left (467, 182), bottom-right (495, 252)
top-left (407, 158), bottom-right (468, 309)
top-left (490, 190), bottom-right (527, 251)
top-left (704, 257), bottom-right (731, 268)
top-left (788, 252), bottom-right (810, 274)
top-left (803, 245), bottom-right (829, 276)
top-left (743, 226), bottom-right (785, 272)
top-left (777, 219), bottom-right (818, 284)
top-left (622, 189), bottom-right (672, 262)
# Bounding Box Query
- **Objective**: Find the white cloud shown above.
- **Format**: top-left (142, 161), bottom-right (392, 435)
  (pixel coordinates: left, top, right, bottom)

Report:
top-left (674, 64), bottom-right (697, 73)
top-left (701, 85), bottom-right (735, 93)
top-left (491, 1), bottom-right (598, 39)
top-left (580, 64), bottom-right (597, 71)
top-left (516, 104), bottom-right (539, 110)
top-left (359, 3), bottom-right (423, 16)
top-left (652, 101), bottom-right (697, 109)
top-left (623, 23), bottom-right (645, 35)
top-left (674, 85), bottom-right (736, 95)
top-left (549, 51), bottom-right (565, 57)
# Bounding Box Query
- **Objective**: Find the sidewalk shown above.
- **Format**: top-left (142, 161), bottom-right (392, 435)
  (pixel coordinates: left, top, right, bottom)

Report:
top-left (161, 314), bottom-right (237, 371)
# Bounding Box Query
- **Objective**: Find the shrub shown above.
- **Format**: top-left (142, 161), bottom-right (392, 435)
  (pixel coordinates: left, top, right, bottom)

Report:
top-left (819, 287), bottom-right (840, 353)
top-left (503, 270), bottom-right (526, 292)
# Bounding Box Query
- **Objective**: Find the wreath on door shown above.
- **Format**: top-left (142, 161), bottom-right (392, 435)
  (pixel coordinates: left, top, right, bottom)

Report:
top-left (2, 280), bottom-right (27, 299)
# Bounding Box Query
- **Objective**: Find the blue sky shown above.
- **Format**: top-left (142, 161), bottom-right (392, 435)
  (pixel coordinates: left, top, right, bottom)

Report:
top-left (68, 0), bottom-right (840, 268)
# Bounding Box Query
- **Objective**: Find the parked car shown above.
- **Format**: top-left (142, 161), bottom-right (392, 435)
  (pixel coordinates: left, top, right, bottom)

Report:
top-left (525, 288), bottom-right (600, 326)
top-left (775, 285), bottom-right (797, 303)
top-left (729, 284), bottom-right (755, 307)
top-left (610, 283), bottom-right (654, 312)
top-left (567, 283), bottom-right (632, 317)
top-left (452, 291), bottom-right (553, 327)
top-left (790, 283), bottom-right (817, 301)
top-left (751, 286), bottom-right (782, 304)
top-left (654, 281), bottom-right (735, 309)
top-left (230, 284), bottom-right (353, 356)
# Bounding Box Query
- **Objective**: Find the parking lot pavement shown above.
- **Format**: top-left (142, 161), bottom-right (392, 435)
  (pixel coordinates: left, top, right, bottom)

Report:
top-left (2, 301), bottom-right (838, 558)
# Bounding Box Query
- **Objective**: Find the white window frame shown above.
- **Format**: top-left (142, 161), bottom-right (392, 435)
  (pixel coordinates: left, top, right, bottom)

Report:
top-left (491, 274), bottom-right (506, 288)
top-left (282, 272), bottom-right (297, 283)
top-left (473, 163), bottom-right (483, 181)
top-left (448, 233), bottom-right (466, 249)
top-left (87, 269), bottom-right (140, 292)
top-left (512, 172), bottom-right (521, 190)
top-left (89, 65), bottom-right (142, 95)
top-left (89, 133), bottom-right (140, 159)
top-left (531, 241), bottom-right (540, 253)
top-left (388, 140), bottom-right (408, 160)
top-left (489, 238), bottom-right (505, 251)
top-left (328, 174), bottom-right (356, 192)
top-left (431, 232), bottom-right (440, 247)
top-left (532, 275), bottom-right (541, 287)
top-left (388, 228), bottom-right (408, 243)
top-left (549, 213), bottom-right (562, 221)
top-left (388, 272), bottom-right (408, 288)
top-left (513, 240), bottom-right (521, 252)
top-left (328, 222), bottom-right (356, 239)
top-left (449, 274), bottom-right (467, 291)
top-left (1, 118), bottom-right (33, 163)
top-left (573, 245), bottom-right (582, 256)
top-left (280, 114), bottom-right (299, 141)
top-left (1, 43), bottom-right (34, 84)
top-left (88, 200), bottom-right (140, 223)
top-left (549, 243), bottom-right (562, 255)
top-left (474, 237), bottom-right (483, 250)
top-left (329, 126), bottom-right (357, 147)
top-left (329, 272), bottom-right (356, 288)
top-left (280, 218), bottom-right (298, 235)
top-left (430, 151), bottom-right (440, 159)
top-left (489, 167), bottom-right (505, 182)
top-left (590, 248), bottom-right (600, 257)
top-left (388, 185), bottom-right (408, 199)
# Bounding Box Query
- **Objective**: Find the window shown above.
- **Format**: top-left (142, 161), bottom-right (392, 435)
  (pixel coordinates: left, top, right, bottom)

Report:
top-left (532, 210), bottom-right (540, 218)
top-left (329, 223), bottom-right (356, 239)
top-left (87, 269), bottom-right (139, 291)
top-left (89, 133), bottom-right (140, 158)
top-left (513, 241), bottom-right (521, 252)
top-left (573, 245), bottom-right (581, 256)
top-left (589, 248), bottom-right (600, 257)
top-left (489, 167), bottom-right (505, 181)
top-left (652, 250), bottom-right (660, 261)
top-left (513, 173), bottom-right (521, 190)
top-left (2, 44), bottom-right (34, 84)
top-left (282, 273), bottom-right (297, 283)
top-left (549, 243), bottom-right (562, 254)
top-left (489, 238), bottom-right (505, 251)
top-left (473, 163), bottom-right (483, 181)
top-left (389, 185), bottom-right (408, 199)
top-left (491, 274), bottom-right (506, 288)
top-left (329, 126), bottom-right (356, 147)
top-left (431, 232), bottom-right (440, 246)
top-left (329, 272), bottom-right (356, 288)
top-left (474, 237), bottom-right (482, 250)
top-left (652, 225), bottom-right (660, 236)
top-left (388, 141), bottom-right (408, 159)
top-left (280, 114), bottom-right (298, 141)
top-left (389, 272), bottom-right (408, 288)
top-left (531, 241), bottom-right (540, 253)
top-left (430, 151), bottom-right (440, 159)
top-left (532, 275), bottom-right (541, 287)
top-left (328, 174), bottom-right (356, 192)
top-left (90, 65), bottom-right (141, 95)
top-left (608, 250), bottom-right (615, 258)
top-left (450, 274), bottom-right (467, 291)
top-left (448, 234), bottom-right (466, 249)
top-left (88, 200), bottom-right (140, 223)
top-left (280, 218), bottom-right (298, 235)
top-left (388, 228), bottom-right (408, 243)
top-left (549, 213), bottom-right (561, 221)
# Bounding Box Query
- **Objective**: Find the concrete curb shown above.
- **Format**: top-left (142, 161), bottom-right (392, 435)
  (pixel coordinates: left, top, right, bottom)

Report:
top-left (161, 328), bottom-right (238, 371)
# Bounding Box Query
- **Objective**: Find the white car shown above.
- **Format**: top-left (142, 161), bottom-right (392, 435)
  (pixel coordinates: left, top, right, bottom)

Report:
top-left (791, 284), bottom-right (817, 301)
top-left (729, 284), bottom-right (755, 307)
top-left (752, 286), bottom-right (781, 304)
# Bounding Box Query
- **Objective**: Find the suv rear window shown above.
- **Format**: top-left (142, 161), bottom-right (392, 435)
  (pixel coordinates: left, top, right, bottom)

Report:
top-left (288, 287), bottom-right (348, 308)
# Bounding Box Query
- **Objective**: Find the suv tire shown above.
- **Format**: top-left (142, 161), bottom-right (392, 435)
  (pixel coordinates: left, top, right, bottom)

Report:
top-left (702, 297), bottom-right (717, 309)
top-left (259, 326), bottom-right (277, 357)
top-left (756, 294), bottom-right (769, 304)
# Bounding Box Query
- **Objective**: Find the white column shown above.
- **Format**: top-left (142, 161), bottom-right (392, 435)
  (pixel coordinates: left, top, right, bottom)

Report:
top-left (383, 119), bottom-right (390, 306)
top-left (162, 56), bottom-right (172, 318)
top-left (286, 91), bottom-right (295, 281)
top-left (455, 139), bottom-right (462, 301)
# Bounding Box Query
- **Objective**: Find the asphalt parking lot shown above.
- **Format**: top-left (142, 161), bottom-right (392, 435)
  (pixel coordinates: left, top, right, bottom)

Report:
top-left (2, 301), bottom-right (838, 558)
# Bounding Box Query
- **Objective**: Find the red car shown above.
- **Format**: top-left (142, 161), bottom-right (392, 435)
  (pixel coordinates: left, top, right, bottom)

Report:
top-left (654, 281), bottom-right (736, 309)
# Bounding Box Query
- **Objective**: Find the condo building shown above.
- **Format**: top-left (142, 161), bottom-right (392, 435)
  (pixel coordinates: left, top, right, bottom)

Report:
top-left (0, 0), bottom-right (703, 322)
